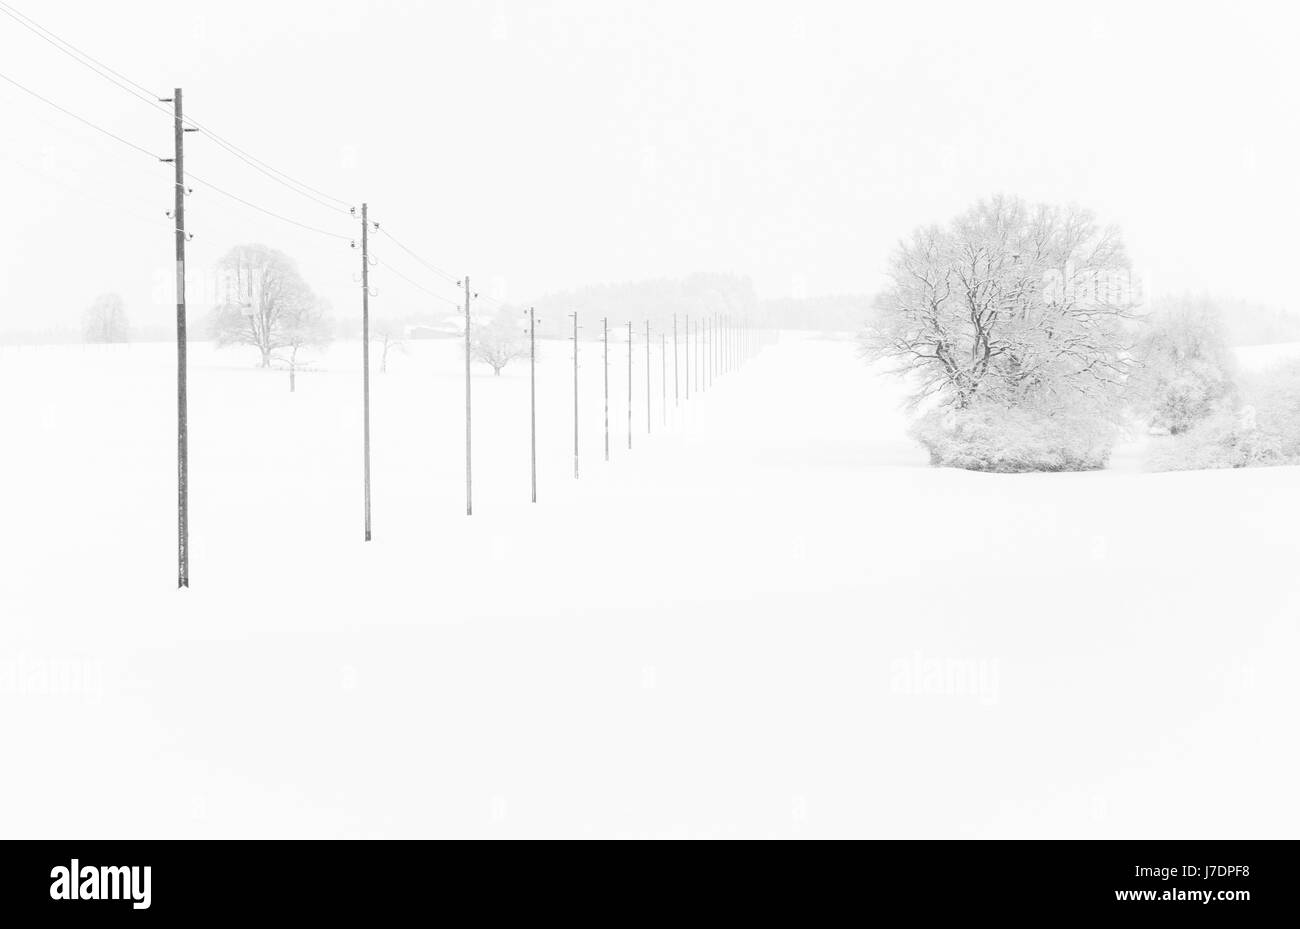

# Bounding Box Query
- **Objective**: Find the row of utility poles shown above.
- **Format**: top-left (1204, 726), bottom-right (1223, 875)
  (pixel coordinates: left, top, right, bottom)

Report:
top-left (168, 87), bottom-right (766, 588)
top-left (514, 310), bottom-right (762, 511)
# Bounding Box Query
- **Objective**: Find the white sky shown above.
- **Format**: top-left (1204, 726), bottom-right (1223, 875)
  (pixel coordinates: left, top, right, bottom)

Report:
top-left (2, 0), bottom-right (1298, 332)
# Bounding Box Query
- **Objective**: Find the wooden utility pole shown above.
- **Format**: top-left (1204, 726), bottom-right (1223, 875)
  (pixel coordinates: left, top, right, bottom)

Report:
top-left (571, 312), bottom-right (579, 479)
top-left (705, 315), bottom-right (711, 389)
top-left (684, 314), bottom-right (690, 401)
top-left (464, 276), bottom-right (472, 516)
top-left (361, 203), bottom-right (373, 540)
top-left (529, 307), bottom-right (537, 503)
top-left (167, 87), bottom-right (190, 587)
top-left (603, 317), bottom-right (609, 462)
top-left (627, 321), bottom-right (633, 450)
top-left (712, 313), bottom-right (718, 383)
top-left (645, 320), bottom-right (651, 435)
top-left (693, 318), bottom-right (699, 393)
top-left (673, 314), bottom-right (679, 407)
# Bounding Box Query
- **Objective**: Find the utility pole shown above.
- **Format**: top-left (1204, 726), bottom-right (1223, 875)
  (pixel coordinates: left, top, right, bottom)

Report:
top-left (705, 315), bottom-right (711, 389)
top-left (673, 314), bottom-right (679, 407)
top-left (661, 329), bottom-right (666, 426)
top-left (529, 307), bottom-right (537, 503)
top-left (645, 320), bottom-right (651, 435)
top-left (361, 203), bottom-right (373, 540)
top-left (627, 321), bottom-right (633, 450)
top-left (603, 317), bottom-right (610, 462)
top-left (684, 314), bottom-right (690, 401)
top-left (693, 318), bottom-right (699, 392)
top-left (571, 312), bottom-right (579, 479)
top-left (704, 316), bottom-right (710, 389)
top-left (165, 87), bottom-right (193, 588)
top-left (464, 276), bottom-right (472, 516)
top-left (713, 313), bottom-right (718, 383)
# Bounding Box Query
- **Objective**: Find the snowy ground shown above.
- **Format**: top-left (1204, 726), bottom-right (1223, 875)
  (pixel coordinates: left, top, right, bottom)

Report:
top-left (1, 333), bottom-right (1297, 838)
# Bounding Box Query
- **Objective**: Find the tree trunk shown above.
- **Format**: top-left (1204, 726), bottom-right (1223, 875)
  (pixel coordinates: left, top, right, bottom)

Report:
top-left (289, 366), bottom-right (296, 393)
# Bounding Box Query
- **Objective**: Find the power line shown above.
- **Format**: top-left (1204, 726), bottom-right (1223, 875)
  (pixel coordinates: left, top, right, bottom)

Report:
top-left (0, 0), bottom-right (169, 126)
top-left (184, 119), bottom-right (354, 214)
top-left (0, 148), bottom-right (173, 232)
top-left (374, 227), bottom-right (510, 312)
top-left (0, 69), bottom-right (161, 161)
top-left (0, 0), bottom-right (160, 99)
top-left (374, 228), bottom-right (460, 286)
top-left (0, 0), bottom-right (355, 214)
top-left (1, 3), bottom-right (496, 302)
top-left (371, 256), bottom-right (461, 307)
top-left (0, 65), bottom-right (398, 255)
top-left (184, 172), bottom-right (354, 241)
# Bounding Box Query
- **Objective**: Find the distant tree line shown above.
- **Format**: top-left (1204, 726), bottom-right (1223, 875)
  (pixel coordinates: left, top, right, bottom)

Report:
top-left (523, 272), bottom-right (758, 341)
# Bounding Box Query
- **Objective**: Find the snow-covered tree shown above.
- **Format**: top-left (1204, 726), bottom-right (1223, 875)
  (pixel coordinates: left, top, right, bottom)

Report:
top-left (372, 318), bottom-right (406, 373)
top-left (862, 196), bottom-right (1137, 470)
top-left (208, 244), bottom-right (318, 368)
top-left (272, 298), bottom-right (333, 393)
top-left (471, 310), bottom-right (529, 375)
top-left (82, 293), bottom-right (129, 344)
top-left (1131, 296), bottom-right (1235, 434)
top-left (863, 196), bottom-right (1136, 412)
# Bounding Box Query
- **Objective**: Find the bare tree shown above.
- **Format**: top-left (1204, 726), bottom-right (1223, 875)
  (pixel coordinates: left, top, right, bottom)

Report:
top-left (372, 318), bottom-right (407, 373)
top-left (471, 310), bottom-right (529, 375)
top-left (208, 244), bottom-right (317, 368)
top-left (82, 293), bottom-right (129, 344)
top-left (862, 196), bottom-right (1136, 415)
top-left (272, 298), bottom-right (333, 392)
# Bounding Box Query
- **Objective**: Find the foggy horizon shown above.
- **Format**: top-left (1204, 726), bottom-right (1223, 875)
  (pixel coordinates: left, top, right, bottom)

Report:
top-left (3, 0), bottom-right (1299, 335)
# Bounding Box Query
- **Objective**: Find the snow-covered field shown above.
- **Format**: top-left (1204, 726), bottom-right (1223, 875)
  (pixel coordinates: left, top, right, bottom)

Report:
top-left (1, 333), bottom-right (1297, 838)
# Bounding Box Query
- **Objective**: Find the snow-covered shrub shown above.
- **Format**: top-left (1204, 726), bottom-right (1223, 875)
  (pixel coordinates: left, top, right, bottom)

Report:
top-left (1147, 360), bottom-right (1300, 471)
top-left (912, 398), bottom-right (1117, 473)
top-left (1131, 297), bottom-right (1236, 434)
